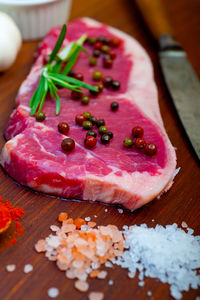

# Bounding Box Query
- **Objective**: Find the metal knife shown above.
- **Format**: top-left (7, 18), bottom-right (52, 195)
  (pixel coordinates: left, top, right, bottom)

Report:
top-left (134, 0), bottom-right (200, 160)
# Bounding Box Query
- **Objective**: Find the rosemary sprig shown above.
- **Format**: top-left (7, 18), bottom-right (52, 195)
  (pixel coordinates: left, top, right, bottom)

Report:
top-left (29, 25), bottom-right (97, 116)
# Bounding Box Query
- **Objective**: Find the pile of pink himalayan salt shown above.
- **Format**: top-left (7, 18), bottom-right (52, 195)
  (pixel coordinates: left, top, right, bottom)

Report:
top-left (35, 213), bottom-right (124, 299)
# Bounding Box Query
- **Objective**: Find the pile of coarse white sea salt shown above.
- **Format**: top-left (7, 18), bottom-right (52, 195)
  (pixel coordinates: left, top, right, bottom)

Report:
top-left (113, 223), bottom-right (200, 300)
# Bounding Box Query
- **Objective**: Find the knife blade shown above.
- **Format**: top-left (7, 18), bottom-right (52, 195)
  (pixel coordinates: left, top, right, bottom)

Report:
top-left (134, 0), bottom-right (200, 160)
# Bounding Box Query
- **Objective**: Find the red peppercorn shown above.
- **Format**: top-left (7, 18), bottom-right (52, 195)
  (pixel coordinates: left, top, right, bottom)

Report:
top-left (109, 50), bottom-right (116, 59)
top-left (84, 136), bottom-right (97, 148)
top-left (58, 122), bottom-right (70, 135)
top-left (103, 57), bottom-right (113, 68)
top-left (102, 76), bottom-right (113, 88)
top-left (135, 138), bottom-right (146, 149)
top-left (75, 114), bottom-right (86, 125)
top-left (145, 143), bottom-right (157, 156)
top-left (61, 138), bottom-right (75, 152)
top-left (71, 90), bottom-right (82, 100)
top-left (94, 41), bottom-right (102, 50)
top-left (132, 126), bottom-right (144, 138)
top-left (110, 38), bottom-right (120, 48)
top-left (75, 73), bottom-right (84, 81)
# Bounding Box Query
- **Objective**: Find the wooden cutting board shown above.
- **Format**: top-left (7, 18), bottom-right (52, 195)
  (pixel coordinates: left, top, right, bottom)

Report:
top-left (0, 0), bottom-right (200, 299)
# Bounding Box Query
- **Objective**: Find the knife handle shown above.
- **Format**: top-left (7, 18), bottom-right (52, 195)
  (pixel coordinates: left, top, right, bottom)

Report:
top-left (134, 0), bottom-right (182, 50)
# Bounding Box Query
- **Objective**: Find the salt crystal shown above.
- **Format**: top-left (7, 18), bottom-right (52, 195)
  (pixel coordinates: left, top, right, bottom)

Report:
top-left (85, 217), bottom-right (91, 222)
top-left (88, 291), bottom-right (104, 300)
top-left (108, 280), bottom-right (114, 285)
top-left (104, 209), bottom-right (108, 212)
top-left (181, 221), bottom-right (188, 228)
top-left (97, 270), bottom-right (107, 279)
top-left (24, 264), bottom-right (33, 273)
top-left (6, 264), bottom-right (16, 272)
top-left (152, 219), bottom-right (155, 222)
top-left (105, 261), bottom-right (113, 268)
top-left (50, 225), bottom-right (59, 232)
top-left (114, 224), bottom-right (200, 300)
top-left (138, 281), bottom-right (144, 287)
top-left (35, 239), bottom-right (46, 252)
top-left (94, 215), bottom-right (97, 218)
top-left (74, 280), bottom-right (89, 292)
top-left (128, 271), bottom-right (135, 279)
top-left (47, 287), bottom-right (59, 298)
top-left (66, 269), bottom-right (75, 279)
top-left (118, 208), bottom-right (123, 214)
top-left (147, 291), bottom-right (152, 296)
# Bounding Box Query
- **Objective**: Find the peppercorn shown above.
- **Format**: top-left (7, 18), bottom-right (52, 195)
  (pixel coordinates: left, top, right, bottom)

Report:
top-left (96, 119), bottom-right (105, 127)
top-left (104, 37), bottom-right (111, 45)
top-left (93, 49), bottom-right (101, 57)
top-left (88, 116), bottom-right (97, 125)
top-left (97, 36), bottom-right (106, 43)
top-left (132, 126), bottom-right (144, 138)
top-left (135, 138), bottom-right (146, 149)
top-left (106, 131), bottom-right (113, 139)
top-left (58, 122), bottom-right (70, 135)
top-left (71, 90), bottom-right (82, 100)
top-left (93, 70), bottom-right (103, 81)
top-left (109, 50), bottom-right (116, 59)
top-left (81, 95), bottom-right (90, 105)
top-left (102, 76), bottom-right (113, 88)
top-left (101, 134), bottom-right (110, 144)
top-left (75, 73), bottom-right (84, 81)
top-left (75, 114), bottom-right (86, 125)
top-left (87, 37), bottom-right (97, 45)
top-left (110, 38), bottom-right (120, 48)
top-left (111, 80), bottom-right (120, 90)
top-left (99, 125), bottom-right (108, 135)
top-left (103, 57), bottom-right (113, 68)
top-left (68, 70), bottom-right (75, 77)
top-left (111, 101), bottom-right (119, 111)
top-left (83, 112), bottom-right (91, 119)
top-left (94, 41), bottom-right (102, 50)
top-left (86, 130), bottom-right (97, 138)
top-left (103, 54), bottom-right (111, 60)
top-left (124, 138), bottom-right (134, 148)
top-left (61, 138), bottom-right (75, 152)
top-left (89, 57), bottom-right (97, 66)
top-left (90, 85), bottom-right (100, 97)
top-left (82, 120), bottom-right (93, 130)
top-left (144, 143), bottom-right (157, 156)
top-left (101, 45), bottom-right (110, 53)
top-left (35, 111), bottom-right (46, 122)
top-left (84, 136), bottom-right (97, 148)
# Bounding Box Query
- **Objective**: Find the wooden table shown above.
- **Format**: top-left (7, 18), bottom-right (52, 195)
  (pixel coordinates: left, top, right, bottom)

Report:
top-left (0, 1), bottom-right (200, 299)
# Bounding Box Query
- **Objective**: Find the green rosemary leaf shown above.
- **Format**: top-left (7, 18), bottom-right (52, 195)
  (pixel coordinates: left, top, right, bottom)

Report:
top-left (52, 60), bottom-right (63, 74)
top-left (53, 89), bottom-right (61, 115)
top-left (38, 78), bottom-right (49, 113)
top-left (48, 24), bottom-right (67, 63)
top-left (47, 74), bottom-right (83, 92)
top-left (62, 47), bottom-right (79, 75)
top-left (29, 88), bottom-right (37, 108)
top-left (78, 45), bottom-right (89, 55)
top-left (30, 75), bottom-right (46, 115)
top-left (48, 73), bottom-right (98, 92)
top-left (47, 79), bottom-right (55, 98)
top-left (57, 42), bottom-right (76, 62)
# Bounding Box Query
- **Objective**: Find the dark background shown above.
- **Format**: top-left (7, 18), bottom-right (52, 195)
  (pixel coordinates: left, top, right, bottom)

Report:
top-left (0, 0), bottom-right (200, 299)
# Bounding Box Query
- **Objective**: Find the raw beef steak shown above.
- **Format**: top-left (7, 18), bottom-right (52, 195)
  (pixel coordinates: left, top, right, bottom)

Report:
top-left (0, 18), bottom-right (176, 210)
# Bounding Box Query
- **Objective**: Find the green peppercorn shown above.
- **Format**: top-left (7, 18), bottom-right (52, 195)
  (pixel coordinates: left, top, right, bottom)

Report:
top-left (86, 130), bottom-right (97, 138)
top-left (81, 96), bottom-right (90, 105)
top-left (111, 101), bottom-right (119, 111)
top-left (96, 119), bottom-right (105, 127)
top-left (82, 120), bottom-right (93, 130)
top-left (88, 116), bottom-right (97, 125)
top-left (124, 138), bottom-right (134, 148)
top-left (93, 49), bottom-right (101, 57)
top-left (101, 45), bottom-right (110, 53)
top-left (35, 111), bottom-right (46, 122)
top-left (96, 82), bottom-right (104, 92)
top-left (88, 37), bottom-right (97, 45)
top-left (89, 57), bottom-right (97, 66)
top-left (99, 125), bottom-right (108, 135)
top-left (93, 70), bottom-right (103, 81)
top-left (101, 134), bottom-right (110, 144)
top-left (83, 112), bottom-right (91, 119)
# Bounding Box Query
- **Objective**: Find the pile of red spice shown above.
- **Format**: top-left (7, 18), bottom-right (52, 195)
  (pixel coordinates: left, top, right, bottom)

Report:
top-left (0, 195), bottom-right (25, 246)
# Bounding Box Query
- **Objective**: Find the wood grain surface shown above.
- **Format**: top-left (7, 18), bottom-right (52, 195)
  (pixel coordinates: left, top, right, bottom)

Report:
top-left (0, 1), bottom-right (200, 299)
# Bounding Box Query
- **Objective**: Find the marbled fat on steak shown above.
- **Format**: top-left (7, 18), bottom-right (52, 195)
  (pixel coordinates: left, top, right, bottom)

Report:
top-left (0, 18), bottom-right (176, 210)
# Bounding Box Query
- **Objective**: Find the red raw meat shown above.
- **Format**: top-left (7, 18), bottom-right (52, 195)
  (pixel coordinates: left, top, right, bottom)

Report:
top-left (0, 18), bottom-right (176, 210)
